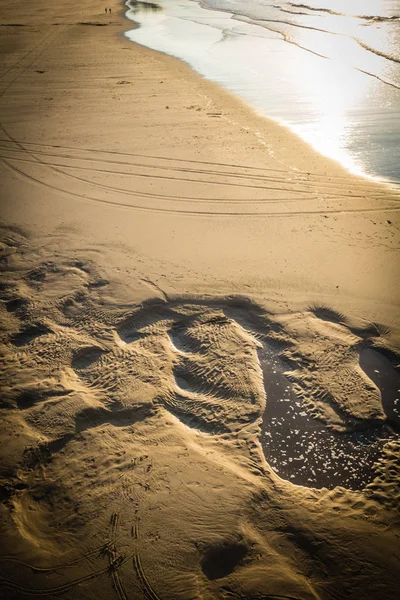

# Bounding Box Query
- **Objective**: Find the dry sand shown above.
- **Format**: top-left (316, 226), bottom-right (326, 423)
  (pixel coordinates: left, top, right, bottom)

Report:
top-left (0, 1), bottom-right (399, 599)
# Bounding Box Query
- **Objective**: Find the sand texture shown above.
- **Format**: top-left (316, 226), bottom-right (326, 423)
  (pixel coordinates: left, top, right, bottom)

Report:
top-left (0, 1), bottom-right (400, 599)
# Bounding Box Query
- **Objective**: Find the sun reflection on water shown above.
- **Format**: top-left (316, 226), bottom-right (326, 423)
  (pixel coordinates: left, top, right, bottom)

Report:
top-left (286, 51), bottom-right (372, 175)
top-left (125, 0), bottom-right (400, 182)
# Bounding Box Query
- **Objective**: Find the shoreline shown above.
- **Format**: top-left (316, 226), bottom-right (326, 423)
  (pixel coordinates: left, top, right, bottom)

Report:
top-left (0, 2), bottom-right (399, 599)
top-left (0, 0), bottom-right (399, 323)
top-left (122, 0), bottom-right (400, 190)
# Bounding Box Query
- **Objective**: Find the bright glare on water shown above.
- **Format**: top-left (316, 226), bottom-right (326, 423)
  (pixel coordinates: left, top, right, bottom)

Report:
top-left (125, 0), bottom-right (400, 185)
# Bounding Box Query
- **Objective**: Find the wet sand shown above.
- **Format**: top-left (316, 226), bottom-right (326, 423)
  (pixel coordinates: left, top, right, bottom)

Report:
top-left (0, 1), bottom-right (400, 599)
top-left (259, 345), bottom-right (396, 490)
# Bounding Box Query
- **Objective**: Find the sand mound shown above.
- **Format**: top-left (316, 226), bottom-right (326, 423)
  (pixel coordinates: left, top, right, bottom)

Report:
top-left (0, 227), bottom-right (399, 600)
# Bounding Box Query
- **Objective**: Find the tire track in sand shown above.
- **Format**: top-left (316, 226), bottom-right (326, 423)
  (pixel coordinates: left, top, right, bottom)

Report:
top-left (4, 158), bottom-right (400, 218)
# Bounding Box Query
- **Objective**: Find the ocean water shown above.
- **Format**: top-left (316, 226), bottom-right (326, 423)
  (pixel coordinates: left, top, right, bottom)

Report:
top-left (124, 0), bottom-right (400, 184)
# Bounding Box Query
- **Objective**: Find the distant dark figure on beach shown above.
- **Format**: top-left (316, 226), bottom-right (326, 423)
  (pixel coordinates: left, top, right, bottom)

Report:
top-left (109, 8), bottom-right (112, 13)
top-left (105, 7), bottom-right (107, 13)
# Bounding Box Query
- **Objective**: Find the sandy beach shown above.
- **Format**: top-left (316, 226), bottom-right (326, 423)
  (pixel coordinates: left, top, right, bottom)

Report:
top-left (0, 1), bottom-right (399, 599)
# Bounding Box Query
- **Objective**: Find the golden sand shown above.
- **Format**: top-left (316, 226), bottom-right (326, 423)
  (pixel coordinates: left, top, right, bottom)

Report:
top-left (0, 1), bottom-right (399, 599)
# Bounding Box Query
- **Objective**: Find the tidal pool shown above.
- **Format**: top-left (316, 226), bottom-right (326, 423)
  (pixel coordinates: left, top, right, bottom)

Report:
top-left (259, 346), bottom-right (398, 490)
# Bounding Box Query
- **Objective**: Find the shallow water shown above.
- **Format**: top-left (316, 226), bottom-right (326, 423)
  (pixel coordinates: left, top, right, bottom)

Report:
top-left (125, 0), bottom-right (400, 185)
top-left (359, 347), bottom-right (400, 427)
top-left (258, 346), bottom-right (396, 490)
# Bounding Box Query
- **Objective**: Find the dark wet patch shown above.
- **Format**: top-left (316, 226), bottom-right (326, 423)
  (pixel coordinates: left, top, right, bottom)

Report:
top-left (259, 346), bottom-right (393, 490)
top-left (359, 348), bottom-right (400, 429)
top-left (201, 542), bottom-right (247, 580)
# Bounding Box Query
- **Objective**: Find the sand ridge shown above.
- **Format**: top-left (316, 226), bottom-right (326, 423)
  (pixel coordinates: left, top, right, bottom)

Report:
top-left (0, 0), bottom-right (399, 598)
top-left (0, 1), bottom-right (399, 294)
top-left (0, 227), bottom-right (399, 599)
